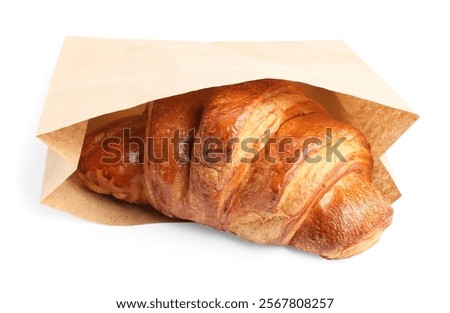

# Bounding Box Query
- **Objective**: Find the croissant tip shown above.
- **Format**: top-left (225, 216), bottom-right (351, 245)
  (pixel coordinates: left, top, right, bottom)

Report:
top-left (321, 223), bottom-right (388, 260)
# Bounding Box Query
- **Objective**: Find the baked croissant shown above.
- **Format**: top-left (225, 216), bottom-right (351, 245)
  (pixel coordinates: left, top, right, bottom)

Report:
top-left (78, 79), bottom-right (393, 259)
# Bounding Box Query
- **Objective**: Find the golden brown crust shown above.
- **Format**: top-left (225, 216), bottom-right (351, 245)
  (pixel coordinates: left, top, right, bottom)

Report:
top-left (77, 79), bottom-right (393, 259)
top-left (289, 172), bottom-right (393, 259)
top-left (78, 115), bottom-right (148, 204)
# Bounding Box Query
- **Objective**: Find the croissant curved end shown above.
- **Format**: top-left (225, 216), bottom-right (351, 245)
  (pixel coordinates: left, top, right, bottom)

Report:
top-left (331, 222), bottom-right (390, 259)
top-left (77, 115), bottom-right (148, 204)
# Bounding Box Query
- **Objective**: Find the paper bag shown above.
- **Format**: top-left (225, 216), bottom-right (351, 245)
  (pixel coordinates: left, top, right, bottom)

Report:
top-left (37, 37), bottom-right (418, 226)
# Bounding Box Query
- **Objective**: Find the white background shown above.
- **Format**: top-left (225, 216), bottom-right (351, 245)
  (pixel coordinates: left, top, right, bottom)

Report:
top-left (1, 1), bottom-right (449, 312)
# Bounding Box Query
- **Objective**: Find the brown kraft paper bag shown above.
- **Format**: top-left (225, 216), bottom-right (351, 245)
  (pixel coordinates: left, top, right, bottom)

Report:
top-left (37, 37), bottom-right (418, 226)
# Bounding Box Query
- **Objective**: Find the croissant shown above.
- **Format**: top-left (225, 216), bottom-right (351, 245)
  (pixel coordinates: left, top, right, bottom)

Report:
top-left (78, 79), bottom-right (393, 259)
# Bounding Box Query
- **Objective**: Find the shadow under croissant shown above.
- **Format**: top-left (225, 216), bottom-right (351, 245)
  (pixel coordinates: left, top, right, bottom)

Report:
top-left (141, 216), bottom-right (324, 261)
top-left (179, 221), bottom-right (324, 260)
top-left (71, 174), bottom-right (330, 260)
